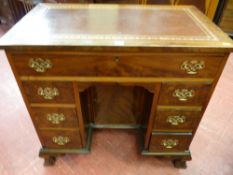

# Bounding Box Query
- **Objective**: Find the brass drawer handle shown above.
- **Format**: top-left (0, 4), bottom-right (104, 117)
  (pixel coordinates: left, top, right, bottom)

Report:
top-left (167, 115), bottom-right (186, 126)
top-left (161, 139), bottom-right (178, 149)
top-left (52, 136), bottom-right (70, 146)
top-left (173, 89), bottom-right (195, 101)
top-left (37, 87), bottom-right (59, 100)
top-left (47, 113), bottom-right (66, 124)
top-left (181, 60), bottom-right (205, 75)
top-left (28, 58), bottom-right (52, 72)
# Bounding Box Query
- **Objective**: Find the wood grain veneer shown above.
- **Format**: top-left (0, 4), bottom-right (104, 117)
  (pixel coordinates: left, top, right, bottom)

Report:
top-left (158, 83), bottom-right (212, 106)
top-left (39, 129), bottom-right (83, 149)
top-left (22, 81), bottom-right (75, 104)
top-left (153, 108), bottom-right (202, 132)
top-left (149, 132), bottom-right (192, 152)
top-left (11, 53), bottom-right (224, 78)
top-left (31, 107), bottom-right (79, 129)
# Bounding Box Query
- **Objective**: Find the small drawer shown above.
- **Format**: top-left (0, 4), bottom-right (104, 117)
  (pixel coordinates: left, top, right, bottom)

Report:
top-left (158, 83), bottom-right (211, 106)
top-left (153, 107), bottom-right (202, 132)
top-left (11, 53), bottom-right (222, 78)
top-left (40, 130), bottom-right (82, 149)
top-left (31, 107), bottom-right (79, 129)
top-left (22, 81), bottom-right (75, 103)
top-left (149, 132), bottom-right (192, 152)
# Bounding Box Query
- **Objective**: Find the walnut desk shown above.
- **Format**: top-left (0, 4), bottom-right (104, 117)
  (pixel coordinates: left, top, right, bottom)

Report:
top-left (0, 4), bottom-right (232, 168)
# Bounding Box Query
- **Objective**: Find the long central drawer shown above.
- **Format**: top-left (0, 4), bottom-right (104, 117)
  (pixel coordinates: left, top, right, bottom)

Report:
top-left (11, 53), bottom-right (223, 78)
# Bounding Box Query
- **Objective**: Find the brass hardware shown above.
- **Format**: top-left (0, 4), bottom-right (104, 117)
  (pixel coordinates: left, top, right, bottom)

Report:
top-left (161, 139), bottom-right (178, 149)
top-left (28, 58), bottom-right (52, 72)
top-left (181, 60), bottom-right (205, 75)
top-left (167, 115), bottom-right (186, 126)
top-left (37, 87), bottom-right (59, 100)
top-left (47, 113), bottom-right (65, 124)
top-left (52, 136), bottom-right (70, 146)
top-left (173, 89), bottom-right (195, 101)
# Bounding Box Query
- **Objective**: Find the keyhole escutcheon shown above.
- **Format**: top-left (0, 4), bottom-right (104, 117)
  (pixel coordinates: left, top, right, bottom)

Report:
top-left (114, 56), bottom-right (120, 63)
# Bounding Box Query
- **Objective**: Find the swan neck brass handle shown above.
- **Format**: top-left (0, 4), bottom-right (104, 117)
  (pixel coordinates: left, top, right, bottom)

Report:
top-left (167, 115), bottom-right (186, 126)
top-left (52, 136), bottom-right (70, 146)
top-left (37, 87), bottom-right (59, 100)
top-left (28, 58), bottom-right (52, 73)
top-left (181, 60), bottom-right (205, 75)
top-left (47, 113), bottom-right (65, 124)
top-left (161, 139), bottom-right (179, 149)
top-left (173, 89), bottom-right (195, 101)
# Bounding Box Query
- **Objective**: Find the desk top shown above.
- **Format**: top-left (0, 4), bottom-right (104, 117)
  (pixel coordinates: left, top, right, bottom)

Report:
top-left (0, 4), bottom-right (232, 50)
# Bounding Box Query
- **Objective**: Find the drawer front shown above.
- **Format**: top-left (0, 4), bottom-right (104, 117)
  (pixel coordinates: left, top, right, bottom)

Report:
top-left (22, 81), bottom-right (75, 103)
top-left (40, 130), bottom-right (82, 149)
top-left (12, 53), bottom-right (222, 78)
top-left (149, 133), bottom-right (192, 152)
top-left (31, 107), bottom-right (79, 129)
top-left (153, 108), bottom-right (202, 132)
top-left (159, 83), bottom-right (211, 106)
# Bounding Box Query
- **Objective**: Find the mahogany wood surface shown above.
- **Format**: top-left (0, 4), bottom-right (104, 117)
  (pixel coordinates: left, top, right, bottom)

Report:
top-left (11, 53), bottom-right (224, 78)
top-left (149, 132), bottom-right (192, 152)
top-left (93, 84), bottom-right (152, 125)
top-left (153, 108), bottom-right (202, 132)
top-left (73, 83), bottom-right (86, 146)
top-left (39, 129), bottom-right (82, 149)
top-left (0, 4), bottom-right (232, 167)
top-left (31, 107), bottom-right (79, 129)
top-left (158, 83), bottom-right (212, 106)
top-left (22, 81), bottom-right (75, 103)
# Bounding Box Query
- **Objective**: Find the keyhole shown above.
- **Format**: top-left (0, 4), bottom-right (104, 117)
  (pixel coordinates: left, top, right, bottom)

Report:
top-left (114, 57), bottom-right (120, 63)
